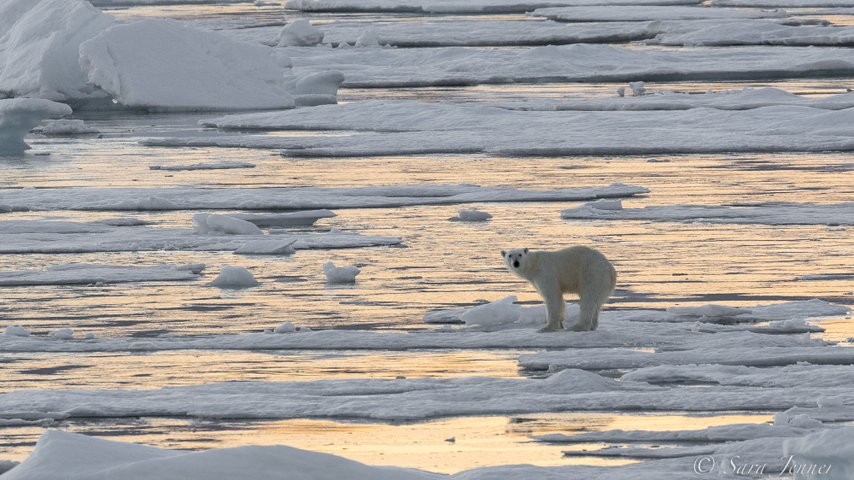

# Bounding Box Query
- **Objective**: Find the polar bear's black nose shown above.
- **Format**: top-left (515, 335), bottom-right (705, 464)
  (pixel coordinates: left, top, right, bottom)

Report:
top-left (513, 261), bottom-right (520, 268)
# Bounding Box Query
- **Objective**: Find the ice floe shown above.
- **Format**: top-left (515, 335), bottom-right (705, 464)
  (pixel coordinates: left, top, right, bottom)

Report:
top-left (192, 213), bottom-right (263, 235)
top-left (281, 44), bottom-right (854, 88)
top-left (562, 201), bottom-right (854, 225)
top-left (149, 161), bottom-right (255, 171)
top-left (233, 210), bottom-right (336, 227)
top-left (2, 430), bottom-right (442, 480)
top-left (286, 0), bottom-right (702, 14)
top-left (209, 266), bottom-right (261, 289)
top-left (277, 19), bottom-right (324, 47)
top-left (188, 100), bottom-right (854, 156)
top-left (531, 5), bottom-right (785, 22)
top-left (535, 422), bottom-right (819, 444)
top-left (0, 98), bottom-right (72, 155)
top-left (3, 326), bottom-right (30, 337)
top-left (32, 119), bottom-right (99, 136)
top-left (0, 184), bottom-right (648, 211)
top-left (0, 263), bottom-right (204, 287)
top-left (0, 222), bottom-right (402, 254)
top-left (0, 0), bottom-right (114, 102)
top-left (79, 19), bottom-right (296, 111)
top-left (450, 209), bottom-right (492, 222)
top-left (650, 18), bottom-right (854, 46)
top-left (323, 261), bottom-right (360, 284)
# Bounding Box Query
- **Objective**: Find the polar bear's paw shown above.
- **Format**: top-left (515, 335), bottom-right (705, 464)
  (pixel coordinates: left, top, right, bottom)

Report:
top-left (569, 322), bottom-right (592, 332)
top-left (539, 325), bottom-right (562, 333)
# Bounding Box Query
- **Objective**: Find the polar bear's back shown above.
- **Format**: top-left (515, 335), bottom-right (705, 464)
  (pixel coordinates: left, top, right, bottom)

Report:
top-left (537, 246), bottom-right (616, 295)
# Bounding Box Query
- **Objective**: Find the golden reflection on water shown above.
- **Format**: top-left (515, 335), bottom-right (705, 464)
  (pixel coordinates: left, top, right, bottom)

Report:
top-left (0, 413), bottom-right (772, 472)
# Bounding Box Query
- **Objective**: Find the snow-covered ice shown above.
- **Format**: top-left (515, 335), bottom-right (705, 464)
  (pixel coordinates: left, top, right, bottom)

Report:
top-left (234, 239), bottom-right (298, 256)
top-left (323, 261), bottom-right (360, 284)
top-left (0, 98), bottom-right (72, 155)
top-left (192, 213), bottom-right (263, 235)
top-left (47, 328), bottom-right (73, 340)
top-left (79, 19), bottom-right (296, 111)
top-left (0, 0), bottom-right (114, 101)
top-left (281, 43), bottom-right (854, 88)
top-left (0, 184), bottom-right (648, 211)
top-left (209, 266), bottom-right (261, 289)
top-left (286, 0), bottom-right (703, 14)
top-left (232, 210), bottom-right (336, 227)
top-left (187, 100), bottom-right (854, 156)
top-left (3, 326), bottom-right (30, 337)
top-left (33, 119), bottom-right (99, 136)
top-left (562, 202), bottom-right (854, 225)
top-left (277, 19), bottom-right (324, 47)
top-left (531, 5), bottom-right (785, 22)
top-left (0, 263), bottom-right (205, 286)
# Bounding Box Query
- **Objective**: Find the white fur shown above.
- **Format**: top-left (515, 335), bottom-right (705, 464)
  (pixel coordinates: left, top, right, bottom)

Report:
top-left (502, 246), bottom-right (616, 332)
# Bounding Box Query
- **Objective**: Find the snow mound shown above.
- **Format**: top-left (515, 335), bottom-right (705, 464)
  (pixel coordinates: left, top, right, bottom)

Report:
top-left (278, 19), bottom-right (324, 47)
top-left (783, 428), bottom-right (854, 480)
top-left (3, 325), bottom-right (30, 337)
top-left (323, 261), bottom-right (360, 284)
top-left (355, 29), bottom-right (382, 47)
top-left (2, 430), bottom-right (439, 480)
top-left (35, 119), bottom-right (99, 136)
top-left (0, 98), bottom-right (72, 155)
top-left (193, 214), bottom-right (263, 236)
top-left (210, 266), bottom-right (261, 289)
top-left (452, 208), bottom-right (492, 222)
top-left (0, 0), bottom-right (114, 101)
top-left (79, 18), bottom-right (296, 111)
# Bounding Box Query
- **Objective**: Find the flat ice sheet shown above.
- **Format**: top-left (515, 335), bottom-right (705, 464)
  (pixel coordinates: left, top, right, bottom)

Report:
top-left (179, 101), bottom-right (854, 156)
top-left (283, 44), bottom-right (854, 87)
top-left (0, 263), bottom-right (204, 286)
top-left (562, 202), bottom-right (854, 225)
top-left (531, 5), bottom-right (785, 22)
top-left (286, 0), bottom-right (702, 14)
top-left (0, 183), bottom-right (648, 211)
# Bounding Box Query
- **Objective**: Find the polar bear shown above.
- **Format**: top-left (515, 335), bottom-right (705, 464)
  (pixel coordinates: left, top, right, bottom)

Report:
top-left (502, 246), bottom-right (616, 332)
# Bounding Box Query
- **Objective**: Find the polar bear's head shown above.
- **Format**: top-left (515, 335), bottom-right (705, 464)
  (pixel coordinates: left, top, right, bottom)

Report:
top-left (501, 248), bottom-right (529, 272)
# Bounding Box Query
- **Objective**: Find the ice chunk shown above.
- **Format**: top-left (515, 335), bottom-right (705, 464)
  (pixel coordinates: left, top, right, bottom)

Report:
top-left (210, 266), bottom-right (261, 289)
top-left (0, 98), bottom-right (72, 155)
top-left (274, 321), bottom-right (297, 333)
top-left (586, 199), bottom-right (623, 210)
top-left (233, 210), bottom-right (336, 228)
top-left (277, 19), bottom-right (324, 47)
top-left (286, 0), bottom-right (704, 14)
top-left (323, 261), bottom-right (360, 284)
top-left (630, 81), bottom-right (646, 96)
top-left (355, 29), bottom-right (381, 47)
top-left (34, 119), bottom-right (99, 136)
top-left (0, 263), bottom-right (204, 286)
top-left (0, 0), bottom-right (115, 101)
top-left (48, 328), bottom-right (73, 340)
top-left (3, 325), bottom-right (30, 337)
top-left (293, 71), bottom-right (344, 106)
top-left (79, 19), bottom-right (296, 111)
top-left (667, 304), bottom-right (752, 318)
top-left (452, 209), bottom-right (493, 222)
top-left (460, 296), bottom-right (522, 328)
top-left (193, 214), bottom-right (263, 236)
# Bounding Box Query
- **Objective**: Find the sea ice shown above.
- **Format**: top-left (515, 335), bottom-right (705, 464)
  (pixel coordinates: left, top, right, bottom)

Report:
top-left (0, 263), bottom-right (205, 286)
top-left (562, 202), bottom-right (854, 225)
top-left (274, 321), bottom-right (297, 333)
top-left (452, 209), bottom-right (493, 222)
top-left (3, 326), bottom-right (30, 337)
top-left (48, 328), bottom-right (73, 340)
top-left (33, 119), bottom-right (99, 136)
top-left (286, 0), bottom-right (703, 14)
top-left (232, 210), bottom-right (336, 227)
top-left (531, 5), bottom-right (785, 22)
top-left (323, 261), bottom-right (360, 283)
top-left (209, 266), bottom-right (261, 289)
top-left (277, 19), bottom-right (324, 47)
top-left (0, 98), bottom-right (73, 155)
top-left (149, 162), bottom-right (255, 171)
top-left (80, 19), bottom-right (296, 111)
top-left (193, 213), bottom-right (263, 236)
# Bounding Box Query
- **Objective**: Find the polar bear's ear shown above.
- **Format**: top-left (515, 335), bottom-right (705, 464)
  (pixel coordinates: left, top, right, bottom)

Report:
top-left (500, 250), bottom-right (506, 257)
top-left (523, 248), bottom-right (529, 253)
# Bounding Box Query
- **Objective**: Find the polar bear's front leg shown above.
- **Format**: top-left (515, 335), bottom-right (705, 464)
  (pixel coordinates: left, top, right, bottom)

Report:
top-left (539, 285), bottom-right (565, 332)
